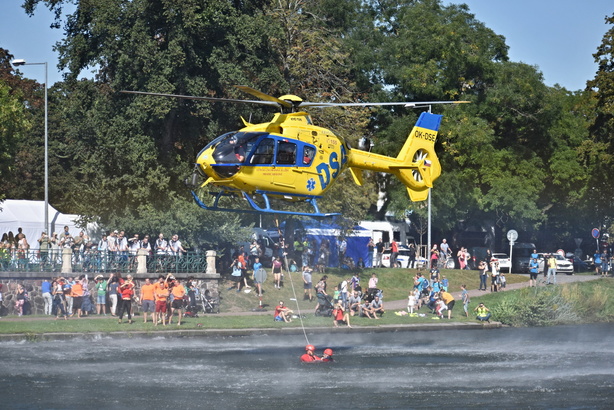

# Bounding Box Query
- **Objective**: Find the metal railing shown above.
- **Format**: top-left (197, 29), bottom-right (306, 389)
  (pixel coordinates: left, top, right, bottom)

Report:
top-left (0, 249), bottom-right (208, 275)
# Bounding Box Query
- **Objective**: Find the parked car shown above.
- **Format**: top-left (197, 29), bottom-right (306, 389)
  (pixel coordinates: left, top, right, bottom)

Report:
top-left (511, 243), bottom-right (537, 273)
top-left (537, 253), bottom-right (574, 275)
top-left (382, 246), bottom-right (415, 268)
top-left (566, 254), bottom-right (590, 273)
top-left (491, 253), bottom-right (512, 272)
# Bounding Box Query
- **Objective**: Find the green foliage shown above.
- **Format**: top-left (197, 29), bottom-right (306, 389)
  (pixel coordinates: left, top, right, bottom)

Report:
top-left (0, 81), bottom-right (30, 196)
top-left (585, 13), bottom-right (614, 231)
top-left (488, 280), bottom-right (614, 327)
top-left (6, 0), bottom-right (614, 252)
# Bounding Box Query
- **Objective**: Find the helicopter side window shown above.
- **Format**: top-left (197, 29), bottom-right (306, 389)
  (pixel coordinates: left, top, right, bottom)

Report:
top-left (276, 141), bottom-right (297, 165)
top-left (250, 138), bottom-right (275, 164)
top-left (302, 146), bottom-right (315, 165)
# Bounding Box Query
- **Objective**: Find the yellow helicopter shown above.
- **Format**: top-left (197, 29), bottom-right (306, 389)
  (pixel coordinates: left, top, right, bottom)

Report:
top-left (123, 86), bottom-right (467, 217)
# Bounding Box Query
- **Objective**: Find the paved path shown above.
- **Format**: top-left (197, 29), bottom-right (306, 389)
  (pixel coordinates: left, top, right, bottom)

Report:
top-left (383, 273), bottom-right (606, 310)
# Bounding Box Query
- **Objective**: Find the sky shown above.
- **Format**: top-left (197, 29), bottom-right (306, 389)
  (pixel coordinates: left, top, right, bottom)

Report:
top-left (0, 0), bottom-right (612, 90)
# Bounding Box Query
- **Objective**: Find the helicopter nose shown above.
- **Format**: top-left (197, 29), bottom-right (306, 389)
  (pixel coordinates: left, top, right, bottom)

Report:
top-left (185, 165), bottom-right (205, 188)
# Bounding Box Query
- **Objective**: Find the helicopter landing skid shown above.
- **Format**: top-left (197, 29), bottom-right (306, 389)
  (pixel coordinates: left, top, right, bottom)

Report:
top-left (190, 190), bottom-right (339, 217)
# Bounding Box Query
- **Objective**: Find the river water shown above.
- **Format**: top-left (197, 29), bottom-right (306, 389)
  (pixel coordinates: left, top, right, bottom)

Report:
top-left (1, 324), bottom-right (613, 409)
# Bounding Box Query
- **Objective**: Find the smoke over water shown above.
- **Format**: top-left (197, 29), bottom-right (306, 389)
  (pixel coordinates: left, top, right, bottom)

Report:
top-left (1, 324), bottom-right (613, 408)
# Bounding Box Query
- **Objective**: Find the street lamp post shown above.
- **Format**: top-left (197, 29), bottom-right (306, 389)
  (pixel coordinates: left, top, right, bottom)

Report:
top-left (12, 59), bottom-right (49, 236)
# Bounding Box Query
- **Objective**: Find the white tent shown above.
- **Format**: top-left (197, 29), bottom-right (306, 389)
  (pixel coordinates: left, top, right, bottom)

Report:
top-left (0, 199), bottom-right (84, 248)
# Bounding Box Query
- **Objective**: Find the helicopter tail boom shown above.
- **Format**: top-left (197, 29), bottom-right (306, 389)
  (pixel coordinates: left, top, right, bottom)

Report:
top-left (347, 111), bottom-right (443, 202)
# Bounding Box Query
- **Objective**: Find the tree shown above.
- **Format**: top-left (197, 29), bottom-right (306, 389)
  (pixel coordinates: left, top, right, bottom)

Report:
top-left (586, 13), bottom-right (614, 232)
top-left (21, 0), bottom-right (287, 245)
top-left (0, 48), bottom-right (34, 201)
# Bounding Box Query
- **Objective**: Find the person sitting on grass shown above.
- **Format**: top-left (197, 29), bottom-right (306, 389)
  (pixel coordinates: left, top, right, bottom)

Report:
top-left (360, 299), bottom-right (375, 319)
top-left (474, 302), bottom-right (491, 323)
top-left (370, 295), bottom-right (384, 318)
top-left (332, 302), bottom-right (352, 328)
top-left (274, 300), bottom-right (293, 323)
top-left (348, 291), bottom-right (362, 316)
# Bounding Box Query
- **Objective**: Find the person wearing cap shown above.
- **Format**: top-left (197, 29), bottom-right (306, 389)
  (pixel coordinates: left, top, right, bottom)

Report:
top-left (321, 348), bottom-right (334, 362)
top-left (94, 274), bottom-right (108, 315)
top-left (300, 345), bottom-right (321, 362)
top-left (273, 300), bottom-right (293, 322)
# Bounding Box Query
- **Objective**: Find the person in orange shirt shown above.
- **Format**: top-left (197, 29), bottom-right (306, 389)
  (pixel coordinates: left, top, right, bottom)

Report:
top-left (140, 278), bottom-right (156, 324)
top-left (153, 274), bottom-right (171, 326)
top-left (70, 279), bottom-right (84, 318)
top-left (169, 279), bottom-right (186, 326)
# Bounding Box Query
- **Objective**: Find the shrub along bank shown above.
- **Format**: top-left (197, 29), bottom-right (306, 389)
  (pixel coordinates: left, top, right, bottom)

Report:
top-left (473, 279), bottom-right (614, 327)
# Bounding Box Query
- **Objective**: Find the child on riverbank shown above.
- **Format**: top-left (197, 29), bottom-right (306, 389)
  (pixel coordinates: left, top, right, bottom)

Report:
top-left (407, 291), bottom-right (416, 314)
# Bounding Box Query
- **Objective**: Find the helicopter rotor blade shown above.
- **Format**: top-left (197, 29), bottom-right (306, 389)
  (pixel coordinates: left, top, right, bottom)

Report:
top-left (300, 101), bottom-right (470, 108)
top-left (121, 90), bottom-right (469, 110)
top-left (234, 85), bottom-right (293, 109)
top-left (120, 90), bottom-right (281, 108)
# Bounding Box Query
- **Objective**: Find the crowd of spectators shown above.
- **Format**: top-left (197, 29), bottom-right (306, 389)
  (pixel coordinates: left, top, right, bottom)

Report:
top-left (0, 226), bottom-right (188, 272)
top-left (0, 272), bottom-right (201, 324)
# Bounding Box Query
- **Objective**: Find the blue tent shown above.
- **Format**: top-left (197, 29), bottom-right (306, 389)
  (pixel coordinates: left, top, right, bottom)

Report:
top-left (295, 220), bottom-right (371, 268)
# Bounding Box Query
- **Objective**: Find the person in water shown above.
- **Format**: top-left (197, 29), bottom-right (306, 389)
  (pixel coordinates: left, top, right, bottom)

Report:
top-left (300, 344), bottom-right (321, 362)
top-left (321, 348), bottom-right (334, 362)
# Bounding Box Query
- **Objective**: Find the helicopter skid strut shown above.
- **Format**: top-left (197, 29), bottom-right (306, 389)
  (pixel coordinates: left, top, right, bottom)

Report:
top-left (190, 190), bottom-right (339, 218)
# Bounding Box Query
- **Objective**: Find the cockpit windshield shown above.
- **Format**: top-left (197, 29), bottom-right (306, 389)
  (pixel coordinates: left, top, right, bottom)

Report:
top-left (212, 132), bottom-right (266, 164)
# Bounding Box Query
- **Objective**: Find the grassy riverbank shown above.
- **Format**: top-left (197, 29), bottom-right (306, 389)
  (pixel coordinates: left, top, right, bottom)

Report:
top-left (1, 271), bottom-right (610, 336)
top-left (219, 266), bottom-right (528, 313)
top-left (477, 278), bottom-right (614, 327)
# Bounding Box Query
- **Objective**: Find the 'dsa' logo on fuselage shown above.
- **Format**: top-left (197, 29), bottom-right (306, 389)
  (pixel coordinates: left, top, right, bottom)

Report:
top-left (315, 145), bottom-right (347, 191)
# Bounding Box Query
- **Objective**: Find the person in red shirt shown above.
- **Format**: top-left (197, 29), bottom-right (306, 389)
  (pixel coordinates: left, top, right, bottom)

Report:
top-left (390, 240), bottom-right (399, 267)
top-left (332, 303), bottom-right (352, 328)
top-left (117, 274), bottom-right (135, 324)
top-left (300, 345), bottom-right (321, 362)
top-left (274, 300), bottom-right (293, 323)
